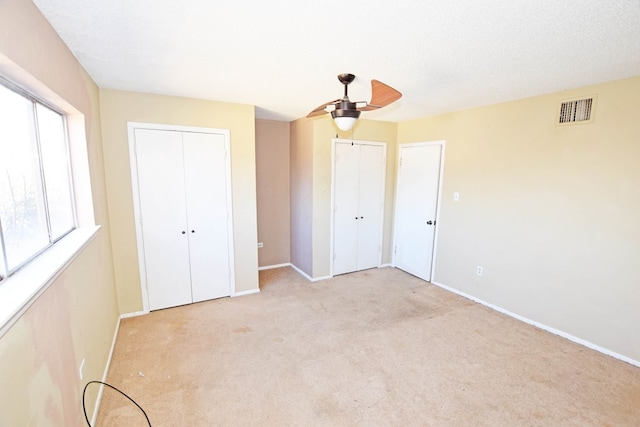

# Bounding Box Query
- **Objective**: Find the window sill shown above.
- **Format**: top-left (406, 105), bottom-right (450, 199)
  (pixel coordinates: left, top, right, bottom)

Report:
top-left (0, 225), bottom-right (100, 338)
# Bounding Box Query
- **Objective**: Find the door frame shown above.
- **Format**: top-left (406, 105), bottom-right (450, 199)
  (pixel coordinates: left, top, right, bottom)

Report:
top-left (392, 140), bottom-right (446, 282)
top-left (127, 122), bottom-right (235, 312)
top-left (330, 138), bottom-right (387, 277)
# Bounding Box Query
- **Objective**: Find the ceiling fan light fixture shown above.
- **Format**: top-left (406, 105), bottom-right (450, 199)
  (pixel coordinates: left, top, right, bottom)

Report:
top-left (331, 108), bottom-right (360, 131)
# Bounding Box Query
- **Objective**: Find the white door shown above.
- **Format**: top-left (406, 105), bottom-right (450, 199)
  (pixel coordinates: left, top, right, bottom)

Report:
top-left (133, 127), bottom-right (232, 310)
top-left (182, 132), bottom-right (231, 302)
top-left (355, 144), bottom-right (385, 271)
top-left (333, 141), bottom-right (386, 275)
top-left (135, 129), bottom-right (192, 310)
top-left (333, 143), bottom-right (360, 274)
top-left (394, 143), bottom-right (443, 281)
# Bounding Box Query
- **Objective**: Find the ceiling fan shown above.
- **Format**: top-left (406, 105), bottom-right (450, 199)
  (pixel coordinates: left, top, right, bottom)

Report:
top-left (307, 73), bottom-right (402, 131)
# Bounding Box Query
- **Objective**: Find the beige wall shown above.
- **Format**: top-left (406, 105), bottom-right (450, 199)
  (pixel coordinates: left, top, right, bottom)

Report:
top-left (0, 0), bottom-right (119, 424)
top-left (289, 119), bottom-right (314, 275)
top-left (99, 89), bottom-right (259, 312)
top-left (255, 119), bottom-right (291, 267)
top-left (0, 7), bottom-right (637, 427)
top-left (398, 76), bottom-right (640, 362)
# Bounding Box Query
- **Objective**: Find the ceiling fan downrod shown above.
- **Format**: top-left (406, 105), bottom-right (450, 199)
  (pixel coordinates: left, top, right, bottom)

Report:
top-left (332, 73), bottom-right (361, 125)
top-left (337, 73), bottom-right (356, 100)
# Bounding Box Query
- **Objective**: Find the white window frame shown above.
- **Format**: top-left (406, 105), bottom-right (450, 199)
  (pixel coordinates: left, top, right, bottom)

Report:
top-left (0, 71), bottom-right (99, 338)
top-left (0, 80), bottom-right (77, 280)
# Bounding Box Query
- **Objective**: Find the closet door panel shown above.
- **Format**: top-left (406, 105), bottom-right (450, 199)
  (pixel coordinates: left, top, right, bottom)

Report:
top-left (183, 132), bottom-right (231, 302)
top-left (355, 144), bottom-right (385, 270)
top-left (333, 142), bottom-right (360, 275)
top-left (134, 129), bottom-right (192, 310)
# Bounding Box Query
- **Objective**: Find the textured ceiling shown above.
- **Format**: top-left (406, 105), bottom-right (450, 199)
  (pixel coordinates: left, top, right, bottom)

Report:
top-left (33, 0), bottom-right (640, 122)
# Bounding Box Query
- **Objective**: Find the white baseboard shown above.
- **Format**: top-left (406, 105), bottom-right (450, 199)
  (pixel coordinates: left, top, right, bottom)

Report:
top-left (258, 263), bottom-right (291, 271)
top-left (120, 310), bottom-right (147, 319)
top-left (431, 280), bottom-right (640, 368)
top-left (379, 263), bottom-right (392, 268)
top-left (289, 263), bottom-right (312, 280)
top-left (88, 313), bottom-right (122, 425)
top-left (289, 263), bottom-right (333, 282)
top-left (231, 288), bottom-right (260, 297)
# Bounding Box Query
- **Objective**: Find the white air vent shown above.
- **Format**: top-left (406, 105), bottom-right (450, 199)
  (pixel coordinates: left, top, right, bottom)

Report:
top-left (558, 97), bottom-right (593, 124)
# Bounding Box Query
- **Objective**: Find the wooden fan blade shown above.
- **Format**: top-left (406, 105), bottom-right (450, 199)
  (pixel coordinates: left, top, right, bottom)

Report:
top-left (307, 99), bottom-right (340, 117)
top-left (358, 80), bottom-right (402, 111)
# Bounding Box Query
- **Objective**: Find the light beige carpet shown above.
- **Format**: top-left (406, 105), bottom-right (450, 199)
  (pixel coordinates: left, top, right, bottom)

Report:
top-left (96, 267), bottom-right (640, 426)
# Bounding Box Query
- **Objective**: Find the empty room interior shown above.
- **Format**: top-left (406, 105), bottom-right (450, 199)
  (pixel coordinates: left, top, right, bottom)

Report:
top-left (1, 0), bottom-right (639, 425)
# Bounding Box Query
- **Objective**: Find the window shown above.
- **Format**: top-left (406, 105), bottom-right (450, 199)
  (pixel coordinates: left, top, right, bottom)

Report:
top-left (0, 82), bottom-right (76, 282)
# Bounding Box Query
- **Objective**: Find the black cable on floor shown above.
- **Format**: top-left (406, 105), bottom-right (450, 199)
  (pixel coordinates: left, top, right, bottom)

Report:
top-left (83, 380), bottom-right (151, 426)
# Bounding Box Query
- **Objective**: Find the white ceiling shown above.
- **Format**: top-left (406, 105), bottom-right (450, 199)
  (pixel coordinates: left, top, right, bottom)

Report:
top-left (33, 0), bottom-right (640, 123)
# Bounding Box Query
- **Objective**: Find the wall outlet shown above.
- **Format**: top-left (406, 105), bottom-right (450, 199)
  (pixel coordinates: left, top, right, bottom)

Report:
top-left (79, 358), bottom-right (86, 380)
top-left (257, 242), bottom-right (264, 248)
top-left (476, 266), bottom-right (483, 276)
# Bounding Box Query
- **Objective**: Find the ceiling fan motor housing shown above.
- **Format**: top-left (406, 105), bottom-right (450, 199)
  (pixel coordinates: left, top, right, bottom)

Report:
top-left (331, 102), bottom-right (361, 119)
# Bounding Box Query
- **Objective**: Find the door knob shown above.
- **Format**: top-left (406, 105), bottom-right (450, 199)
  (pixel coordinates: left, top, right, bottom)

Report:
top-left (181, 231), bottom-right (186, 234)
top-left (191, 230), bottom-right (195, 233)
top-left (426, 220), bottom-right (434, 225)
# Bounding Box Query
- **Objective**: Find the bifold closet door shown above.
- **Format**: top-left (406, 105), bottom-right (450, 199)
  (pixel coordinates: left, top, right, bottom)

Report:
top-left (134, 128), bottom-right (232, 311)
top-left (333, 144), bottom-right (360, 274)
top-left (182, 132), bottom-right (231, 303)
top-left (355, 144), bottom-right (385, 271)
top-left (333, 142), bottom-right (385, 276)
top-left (135, 129), bottom-right (192, 310)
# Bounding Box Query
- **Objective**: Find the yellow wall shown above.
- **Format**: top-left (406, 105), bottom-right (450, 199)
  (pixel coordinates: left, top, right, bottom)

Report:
top-left (0, 0), bottom-right (119, 424)
top-left (99, 89), bottom-right (259, 312)
top-left (398, 76), bottom-right (640, 362)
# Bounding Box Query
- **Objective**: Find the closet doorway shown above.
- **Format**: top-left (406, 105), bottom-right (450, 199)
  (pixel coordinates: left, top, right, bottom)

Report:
top-left (129, 123), bottom-right (234, 311)
top-left (332, 139), bottom-right (386, 276)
